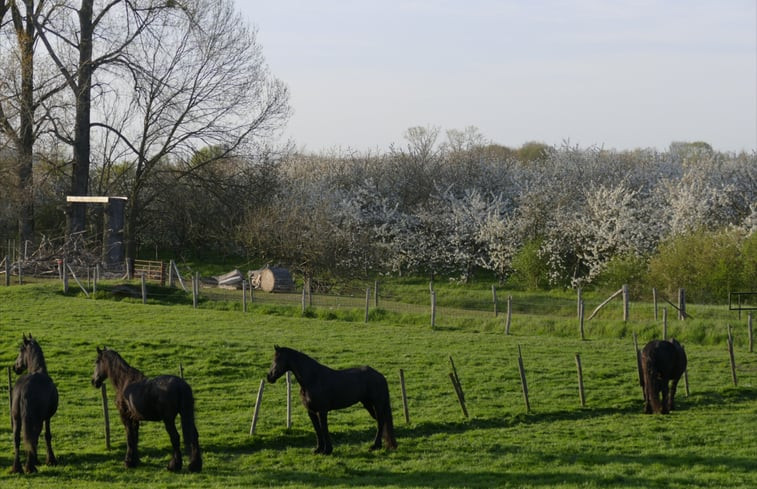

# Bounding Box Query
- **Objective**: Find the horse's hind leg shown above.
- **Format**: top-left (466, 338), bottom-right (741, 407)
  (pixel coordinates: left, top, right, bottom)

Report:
top-left (163, 417), bottom-right (182, 472)
top-left (24, 424), bottom-right (41, 473)
top-left (11, 416), bottom-right (22, 474)
top-left (660, 379), bottom-right (671, 414)
top-left (44, 419), bottom-right (57, 466)
top-left (668, 377), bottom-right (681, 412)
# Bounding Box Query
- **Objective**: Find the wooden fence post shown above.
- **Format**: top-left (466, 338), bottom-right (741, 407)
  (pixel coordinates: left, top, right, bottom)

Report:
top-left (4, 256), bottom-right (8, 286)
top-left (249, 379), bottom-right (265, 435)
top-left (622, 284), bottom-right (629, 321)
top-left (430, 290), bottom-right (436, 330)
top-left (448, 356), bottom-right (467, 417)
top-left (492, 285), bottom-right (498, 317)
top-left (652, 287), bottom-right (658, 320)
top-left (286, 372), bottom-right (292, 430)
top-left (728, 325), bottom-right (737, 386)
top-left (364, 287), bottom-right (370, 323)
top-left (242, 280), bottom-right (248, 313)
top-left (662, 308), bottom-right (668, 340)
top-left (101, 384), bottom-right (111, 450)
top-left (141, 273), bottom-right (147, 304)
top-left (577, 287), bottom-right (582, 318)
top-left (517, 345), bottom-right (530, 412)
top-left (505, 295), bottom-right (512, 335)
top-left (678, 288), bottom-right (686, 320)
top-left (575, 354), bottom-right (586, 407)
top-left (579, 300), bottom-right (585, 340)
top-left (374, 280), bottom-right (379, 308)
top-left (62, 258), bottom-right (69, 294)
top-left (399, 369), bottom-right (410, 424)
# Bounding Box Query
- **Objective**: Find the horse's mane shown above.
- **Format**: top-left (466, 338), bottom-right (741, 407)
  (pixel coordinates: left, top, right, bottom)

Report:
top-left (25, 340), bottom-right (49, 374)
top-left (103, 349), bottom-right (147, 387)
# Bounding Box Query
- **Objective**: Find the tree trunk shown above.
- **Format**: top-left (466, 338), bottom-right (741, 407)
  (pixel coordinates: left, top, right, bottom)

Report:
top-left (68, 0), bottom-right (94, 235)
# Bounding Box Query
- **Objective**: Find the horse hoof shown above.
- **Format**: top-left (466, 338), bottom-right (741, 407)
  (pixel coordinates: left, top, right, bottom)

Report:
top-left (124, 459), bottom-right (139, 469)
top-left (322, 446), bottom-right (333, 455)
top-left (10, 463), bottom-right (22, 474)
top-left (167, 459), bottom-right (182, 472)
top-left (188, 460), bottom-right (202, 473)
top-left (46, 457), bottom-right (58, 466)
top-left (24, 465), bottom-right (38, 474)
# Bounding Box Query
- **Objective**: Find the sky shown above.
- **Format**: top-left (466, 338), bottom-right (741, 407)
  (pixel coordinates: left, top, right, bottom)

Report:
top-left (238, 1), bottom-right (757, 154)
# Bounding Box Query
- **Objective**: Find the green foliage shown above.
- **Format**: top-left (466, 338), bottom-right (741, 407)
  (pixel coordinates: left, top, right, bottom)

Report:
top-left (508, 240), bottom-right (549, 290)
top-left (648, 229), bottom-right (753, 303)
top-left (595, 254), bottom-right (648, 298)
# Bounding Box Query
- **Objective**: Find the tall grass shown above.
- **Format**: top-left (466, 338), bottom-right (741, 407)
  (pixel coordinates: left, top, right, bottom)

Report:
top-left (0, 282), bottom-right (755, 488)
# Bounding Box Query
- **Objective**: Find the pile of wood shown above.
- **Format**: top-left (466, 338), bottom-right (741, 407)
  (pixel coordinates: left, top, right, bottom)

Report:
top-left (4, 234), bottom-right (121, 278)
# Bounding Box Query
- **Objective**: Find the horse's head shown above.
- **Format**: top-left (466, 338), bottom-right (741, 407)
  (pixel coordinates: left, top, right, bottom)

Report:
top-left (266, 345), bottom-right (288, 383)
top-left (92, 347), bottom-right (109, 388)
top-left (14, 333), bottom-right (44, 374)
top-left (13, 334), bottom-right (33, 374)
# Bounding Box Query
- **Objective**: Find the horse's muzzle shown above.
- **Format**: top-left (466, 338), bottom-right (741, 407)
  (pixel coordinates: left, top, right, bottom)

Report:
top-left (92, 377), bottom-right (102, 388)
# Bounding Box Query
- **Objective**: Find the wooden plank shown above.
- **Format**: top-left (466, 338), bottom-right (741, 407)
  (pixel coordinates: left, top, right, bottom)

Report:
top-left (66, 196), bottom-right (127, 203)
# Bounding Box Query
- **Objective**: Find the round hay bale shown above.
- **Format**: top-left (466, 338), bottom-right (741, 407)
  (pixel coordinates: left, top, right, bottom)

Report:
top-left (259, 267), bottom-right (294, 293)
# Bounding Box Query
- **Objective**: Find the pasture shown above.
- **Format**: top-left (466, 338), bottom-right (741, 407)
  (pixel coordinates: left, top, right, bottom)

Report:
top-left (0, 282), bottom-right (756, 488)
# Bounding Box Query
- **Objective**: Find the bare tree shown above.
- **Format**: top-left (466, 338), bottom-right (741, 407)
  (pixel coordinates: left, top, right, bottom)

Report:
top-left (92, 0), bottom-right (289, 259)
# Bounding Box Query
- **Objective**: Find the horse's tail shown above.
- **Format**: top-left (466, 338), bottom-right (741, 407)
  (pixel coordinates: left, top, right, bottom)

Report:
top-left (179, 383), bottom-right (202, 472)
top-left (641, 344), bottom-right (662, 413)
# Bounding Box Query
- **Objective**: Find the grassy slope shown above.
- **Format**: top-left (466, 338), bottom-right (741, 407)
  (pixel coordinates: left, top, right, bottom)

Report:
top-left (0, 283), bottom-right (755, 488)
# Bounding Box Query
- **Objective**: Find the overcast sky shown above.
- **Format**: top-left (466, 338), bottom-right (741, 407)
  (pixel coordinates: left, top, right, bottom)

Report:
top-left (238, 1), bottom-right (756, 154)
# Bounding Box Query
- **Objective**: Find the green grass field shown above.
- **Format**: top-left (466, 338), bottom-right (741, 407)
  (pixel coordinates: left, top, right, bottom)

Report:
top-left (0, 282), bottom-right (755, 488)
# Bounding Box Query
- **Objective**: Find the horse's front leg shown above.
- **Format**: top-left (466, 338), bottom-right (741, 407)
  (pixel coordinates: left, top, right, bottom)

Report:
top-left (44, 418), bottom-right (57, 466)
top-left (123, 418), bottom-right (140, 468)
top-left (164, 417), bottom-right (182, 472)
top-left (11, 416), bottom-right (22, 474)
top-left (319, 411), bottom-right (333, 455)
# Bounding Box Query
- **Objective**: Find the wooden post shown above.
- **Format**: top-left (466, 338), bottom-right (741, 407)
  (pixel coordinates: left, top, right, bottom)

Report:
top-left (242, 280), bottom-right (248, 313)
top-left (728, 325), bottom-right (737, 386)
top-left (101, 384), bottom-right (111, 450)
top-left (684, 370), bottom-right (690, 397)
top-left (93, 265), bottom-right (99, 296)
top-left (168, 260), bottom-right (175, 288)
top-left (399, 369), bottom-right (410, 424)
top-left (7, 366), bottom-right (12, 429)
top-left (17, 260), bottom-right (22, 285)
top-left (249, 379), bottom-right (265, 435)
top-left (505, 295), bottom-right (512, 335)
top-left (577, 287), bottom-right (582, 318)
top-left (374, 280), bottom-right (379, 308)
top-left (586, 287), bottom-right (624, 320)
top-left (678, 288), bottom-right (686, 320)
top-left (172, 261), bottom-right (187, 292)
top-left (749, 312), bottom-right (753, 353)
top-left (62, 258), bottom-right (69, 294)
top-left (430, 290), bottom-right (436, 330)
top-left (449, 373), bottom-right (468, 418)
top-left (662, 308), bottom-right (668, 340)
top-left (633, 333), bottom-right (644, 400)
top-left (179, 363), bottom-right (184, 379)
top-left (67, 264), bottom-right (89, 297)
top-left (286, 372), bottom-right (292, 430)
top-left (301, 286), bottom-right (306, 313)
top-left (492, 285), bottom-right (498, 317)
top-left (141, 273), bottom-right (147, 304)
top-left (449, 356), bottom-right (462, 392)
top-left (192, 273), bottom-right (199, 308)
top-left (517, 345), bottom-right (530, 412)
top-left (307, 277), bottom-right (312, 307)
top-left (622, 284), bottom-right (629, 322)
top-left (364, 287), bottom-right (370, 323)
top-left (575, 354), bottom-right (586, 407)
top-left (652, 288), bottom-right (658, 320)
top-left (579, 300), bottom-right (585, 340)
top-left (4, 256), bottom-right (8, 286)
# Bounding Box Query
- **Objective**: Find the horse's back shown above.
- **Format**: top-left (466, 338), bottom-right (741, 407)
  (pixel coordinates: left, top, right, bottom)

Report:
top-left (642, 339), bottom-right (686, 380)
top-left (122, 375), bottom-right (193, 421)
top-left (306, 365), bottom-right (388, 411)
top-left (12, 373), bottom-right (58, 418)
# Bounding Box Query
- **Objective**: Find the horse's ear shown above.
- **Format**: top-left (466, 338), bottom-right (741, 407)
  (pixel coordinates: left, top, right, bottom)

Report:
top-left (96, 346), bottom-right (102, 355)
top-left (22, 334), bottom-right (29, 344)
top-left (274, 344), bottom-right (280, 351)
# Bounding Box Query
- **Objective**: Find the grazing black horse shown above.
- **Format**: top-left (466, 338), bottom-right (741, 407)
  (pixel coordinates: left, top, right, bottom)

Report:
top-left (92, 347), bottom-right (202, 472)
top-left (267, 346), bottom-right (397, 455)
top-left (640, 339), bottom-right (687, 414)
top-left (11, 334), bottom-right (58, 474)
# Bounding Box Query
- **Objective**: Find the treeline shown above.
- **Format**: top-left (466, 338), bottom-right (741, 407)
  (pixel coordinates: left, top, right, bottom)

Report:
top-left (8, 125), bottom-right (755, 303)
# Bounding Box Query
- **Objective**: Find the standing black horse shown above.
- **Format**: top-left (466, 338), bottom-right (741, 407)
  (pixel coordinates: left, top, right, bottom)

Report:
top-left (267, 346), bottom-right (397, 454)
top-left (92, 347), bottom-right (202, 472)
top-left (640, 338), bottom-right (687, 414)
top-left (11, 334), bottom-right (58, 474)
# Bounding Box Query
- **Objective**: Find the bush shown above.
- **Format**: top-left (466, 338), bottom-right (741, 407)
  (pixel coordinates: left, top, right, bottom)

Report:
top-left (647, 228), bottom-right (750, 303)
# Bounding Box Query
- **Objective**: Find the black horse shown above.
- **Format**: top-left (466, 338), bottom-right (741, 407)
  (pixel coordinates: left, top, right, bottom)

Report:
top-left (11, 334), bottom-right (58, 474)
top-left (640, 339), bottom-right (687, 414)
top-left (267, 345), bottom-right (397, 455)
top-left (92, 347), bottom-right (202, 472)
